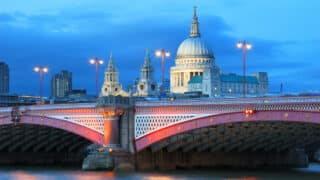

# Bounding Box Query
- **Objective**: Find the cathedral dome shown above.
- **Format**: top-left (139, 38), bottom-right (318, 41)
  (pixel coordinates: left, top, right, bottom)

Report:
top-left (176, 37), bottom-right (213, 59)
top-left (175, 7), bottom-right (214, 64)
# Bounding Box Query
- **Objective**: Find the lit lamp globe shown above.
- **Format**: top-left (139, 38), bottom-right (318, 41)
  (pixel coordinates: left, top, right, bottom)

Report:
top-left (43, 67), bottom-right (48, 73)
top-left (155, 50), bottom-right (162, 57)
top-left (89, 59), bottom-right (95, 64)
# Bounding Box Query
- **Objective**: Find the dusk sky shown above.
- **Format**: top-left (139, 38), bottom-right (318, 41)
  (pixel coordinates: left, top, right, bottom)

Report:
top-left (0, 0), bottom-right (319, 96)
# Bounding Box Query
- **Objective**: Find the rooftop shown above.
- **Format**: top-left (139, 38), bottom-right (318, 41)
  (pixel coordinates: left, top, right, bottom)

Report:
top-left (221, 73), bottom-right (258, 84)
top-left (188, 76), bottom-right (203, 84)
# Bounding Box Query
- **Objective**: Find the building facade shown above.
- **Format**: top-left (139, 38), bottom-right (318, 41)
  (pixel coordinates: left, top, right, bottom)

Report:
top-left (51, 70), bottom-right (72, 98)
top-left (50, 89), bottom-right (96, 104)
top-left (170, 7), bottom-right (268, 97)
top-left (0, 62), bottom-right (9, 94)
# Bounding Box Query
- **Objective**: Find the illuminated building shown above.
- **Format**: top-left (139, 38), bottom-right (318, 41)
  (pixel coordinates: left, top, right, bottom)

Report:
top-left (170, 7), bottom-right (268, 97)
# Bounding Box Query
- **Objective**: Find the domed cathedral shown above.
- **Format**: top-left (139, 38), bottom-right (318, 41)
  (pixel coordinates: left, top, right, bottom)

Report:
top-left (170, 7), bottom-right (269, 97)
top-left (170, 7), bottom-right (220, 96)
top-left (134, 49), bottom-right (158, 97)
top-left (100, 52), bottom-right (129, 97)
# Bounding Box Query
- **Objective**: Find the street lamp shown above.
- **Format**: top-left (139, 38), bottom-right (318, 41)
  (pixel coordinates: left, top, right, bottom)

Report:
top-left (236, 40), bottom-right (252, 98)
top-left (34, 66), bottom-right (48, 103)
top-left (155, 49), bottom-right (170, 96)
top-left (89, 57), bottom-right (104, 99)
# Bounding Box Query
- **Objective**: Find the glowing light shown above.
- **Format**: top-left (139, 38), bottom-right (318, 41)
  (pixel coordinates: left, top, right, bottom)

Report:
top-left (99, 60), bottom-right (104, 64)
top-left (42, 67), bottom-right (48, 73)
top-left (236, 42), bottom-right (243, 48)
top-left (245, 108), bottom-right (255, 115)
top-left (165, 51), bottom-right (170, 57)
top-left (89, 59), bottom-right (95, 64)
top-left (155, 50), bottom-right (162, 57)
top-left (246, 43), bottom-right (252, 50)
top-left (34, 67), bottom-right (40, 72)
top-left (108, 148), bottom-right (113, 153)
top-left (237, 41), bottom-right (252, 50)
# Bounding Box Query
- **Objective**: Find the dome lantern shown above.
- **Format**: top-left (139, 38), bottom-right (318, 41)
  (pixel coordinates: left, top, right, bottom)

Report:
top-left (190, 6), bottom-right (200, 38)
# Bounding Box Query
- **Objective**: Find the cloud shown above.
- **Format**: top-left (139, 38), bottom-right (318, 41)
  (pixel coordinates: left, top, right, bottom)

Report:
top-left (0, 10), bottom-right (114, 34)
top-left (0, 7), bottom-right (317, 96)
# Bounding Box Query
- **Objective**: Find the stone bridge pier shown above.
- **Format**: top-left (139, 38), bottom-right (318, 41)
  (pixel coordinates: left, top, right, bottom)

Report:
top-left (82, 96), bottom-right (136, 171)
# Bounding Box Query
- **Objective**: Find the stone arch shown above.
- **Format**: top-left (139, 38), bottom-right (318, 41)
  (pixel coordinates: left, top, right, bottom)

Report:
top-left (0, 115), bottom-right (104, 145)
top-left (135, 110), bottom-right (320, 151)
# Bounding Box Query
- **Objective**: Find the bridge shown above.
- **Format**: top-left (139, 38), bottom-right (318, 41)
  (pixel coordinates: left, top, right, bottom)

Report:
top-left (0, 96), bottom-right (319, 170)
top-left (135, 97), bottom-right (320, 152)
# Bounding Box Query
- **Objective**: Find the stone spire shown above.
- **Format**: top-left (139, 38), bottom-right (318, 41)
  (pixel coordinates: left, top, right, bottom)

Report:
top-left (143, 48), bottom-right (151, 68)
top-left (134, 49), bottom-right (157, 97)
top-left (100, 52), bottom-right (129, 97)
top-left (107, 52), bottom-right (116, 72)
top-left (141, 48), bottom-right (154, 81)
top-left (189, 6), bottom-right (200, 38)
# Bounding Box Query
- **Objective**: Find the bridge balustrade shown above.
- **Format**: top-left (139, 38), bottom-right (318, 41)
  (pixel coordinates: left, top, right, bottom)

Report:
top-left (0, 107), bottom-right (11, 113)
top-left (135, 96), bottom-right (320, 107)
top-left (136, 101), bottom-right (320, 115)
top-left (1, 105), bottom-right (106, 133)
top-left (134, 97), bottom-right (320, 139)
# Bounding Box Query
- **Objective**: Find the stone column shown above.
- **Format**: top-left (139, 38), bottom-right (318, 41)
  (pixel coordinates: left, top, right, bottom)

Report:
top-left (104, 115), bottom-right (120, 147)
top-left (97, 107), bottom-right (124, 148)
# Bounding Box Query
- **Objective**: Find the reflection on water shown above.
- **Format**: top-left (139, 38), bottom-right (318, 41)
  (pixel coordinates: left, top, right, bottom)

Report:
top-left (7, 171), bottom-right (39, 180)
top-left (0, 164), bottom-right (320, 180)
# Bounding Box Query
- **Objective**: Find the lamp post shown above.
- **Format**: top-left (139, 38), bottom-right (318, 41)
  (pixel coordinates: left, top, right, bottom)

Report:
top-left (34, 66), bottom-right (48, 103)
top-left (155, 49), bottom-right (170, 95)
top-left (236, 41), bottom-right (252, 98)
top-left (89, 58), bottom-right (104, 99)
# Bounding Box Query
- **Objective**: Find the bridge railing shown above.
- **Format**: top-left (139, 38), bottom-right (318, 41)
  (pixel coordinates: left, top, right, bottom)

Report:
top-left (0, 107), bottom-right (11, 114)
top-left (19, 103), bottom-right (96, 111)
top-left (135, 96), bottom-right (320, 107)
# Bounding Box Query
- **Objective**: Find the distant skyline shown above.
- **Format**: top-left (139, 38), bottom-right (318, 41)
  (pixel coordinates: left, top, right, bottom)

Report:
top-left (0, 0), bottom-right (319, 96)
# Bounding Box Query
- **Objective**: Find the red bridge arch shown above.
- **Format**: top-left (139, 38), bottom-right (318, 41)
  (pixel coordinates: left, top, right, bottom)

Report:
top-left (135, 110), bottom-right (320, 151)
top-left (0, 115), bottom-right (104, 145)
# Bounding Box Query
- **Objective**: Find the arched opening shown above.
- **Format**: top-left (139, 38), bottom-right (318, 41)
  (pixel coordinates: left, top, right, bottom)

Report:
top-left (0, 124), bottom-right (94, 166)
top-left (146, 121), bottom-right (320, 153)
top-left (136, 121), bottom-right (320, 170)
top-left (136, 111), bottom-right (320, 151)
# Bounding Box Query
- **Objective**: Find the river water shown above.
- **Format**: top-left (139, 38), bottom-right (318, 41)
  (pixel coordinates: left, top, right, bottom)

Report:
top-left (1, 164), bottom-right (320, 180)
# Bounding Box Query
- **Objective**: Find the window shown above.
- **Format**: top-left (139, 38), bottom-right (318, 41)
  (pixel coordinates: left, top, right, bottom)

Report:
top-left (151, 84), bottom-right (155, 90)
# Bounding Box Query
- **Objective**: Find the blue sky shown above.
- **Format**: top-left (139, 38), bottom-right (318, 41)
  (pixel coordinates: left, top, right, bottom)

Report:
top-left (0, 0), bottom-right (319, 96)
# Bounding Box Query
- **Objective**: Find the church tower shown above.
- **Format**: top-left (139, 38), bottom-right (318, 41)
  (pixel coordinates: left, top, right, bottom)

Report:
top-left (100, 52), bottom-right (128, 97)
top-left (135, 49), bottom-right (158, 97)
